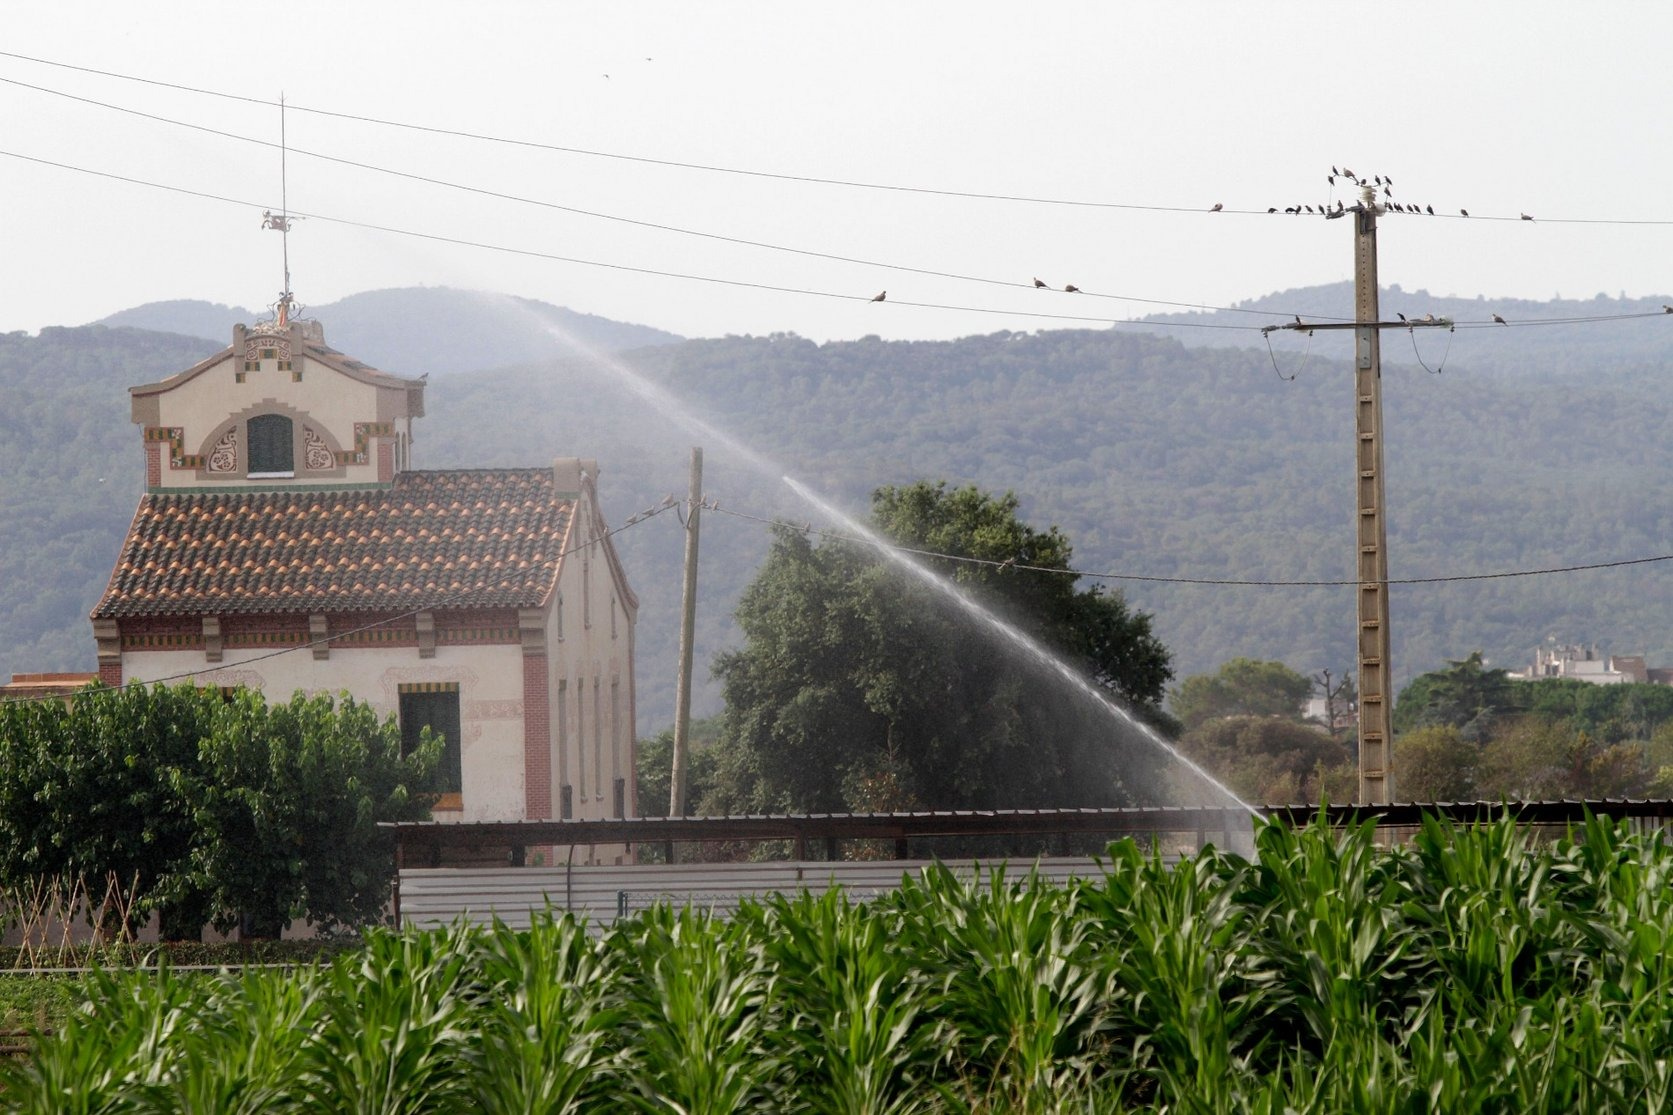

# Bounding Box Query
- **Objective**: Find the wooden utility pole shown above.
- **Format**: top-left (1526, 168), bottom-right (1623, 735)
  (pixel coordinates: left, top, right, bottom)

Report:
top-left (668, 447), bottom-right (702, 817)
top-left (1264, 179), bottom-right (1450, 803)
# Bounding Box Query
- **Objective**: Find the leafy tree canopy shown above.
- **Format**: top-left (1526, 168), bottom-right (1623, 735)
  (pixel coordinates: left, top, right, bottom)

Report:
top-left (1169, 658), bottom-right (1315, 731)
top-left (704, 481), bottom-right (1174, 814)
top-left (1174, 715), bottom-right (1356, 804)
top-left (1393, 652), bottom-right (1517, 739)
top-left (0, 683), bottom-right (438, 937)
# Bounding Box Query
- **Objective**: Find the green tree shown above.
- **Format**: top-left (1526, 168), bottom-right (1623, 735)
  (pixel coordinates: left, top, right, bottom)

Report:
top-left (191, 690), bottom-right (439, 936)
top-left (0, 683), bottom-right (222, 934)
top-left (635, 716), bottom-right (725, 818)
top-left (1175, 716), bottom-right (1355, 804)
top-left (0, 684), bottom-right (436, 938)
top-left (1169, 658), bottom-right (1315, 731)
top-left (1473, 715), bottom-right (1651, 800)
top-left (1393, 652), bottom-right (1518, 739)
top-left (707, 482), bottom-right (1173, 814)
top-left (1392, 725), bottom-right (1477, 802)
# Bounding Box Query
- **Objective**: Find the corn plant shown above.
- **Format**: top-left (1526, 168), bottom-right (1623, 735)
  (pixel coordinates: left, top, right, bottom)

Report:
top-left (609, 903), bottom-right (779, 1114)
top-left (12, 816), bottom-right (1673, 1111)
top-left (887, 863), bottom-right (1110, 1112)
top-left (146, 967), bottom-right (325, 1115)
top-left (1078, 839), bottom-right (1266, 1110)
top-left (748, 887), bottom-right (937, 1114)
top-left (0, 966), bottom-right (192, 1113)
top-left (294, 925), bottom-right (478, 1114)
top-left (463, 909), bottom-right (623, 1115)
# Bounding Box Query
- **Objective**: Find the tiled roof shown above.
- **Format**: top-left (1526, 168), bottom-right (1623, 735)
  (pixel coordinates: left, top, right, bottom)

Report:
top-left (93, 470), bottom-right (572, 618)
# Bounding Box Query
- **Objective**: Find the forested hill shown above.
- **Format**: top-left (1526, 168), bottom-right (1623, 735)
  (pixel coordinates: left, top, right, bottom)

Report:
top-left (5, 298), bottom-right (1670, 728)
top-left (424, 324), bottom-right (1672, 723)
top-left (0, 326), bottom-right (222, 676)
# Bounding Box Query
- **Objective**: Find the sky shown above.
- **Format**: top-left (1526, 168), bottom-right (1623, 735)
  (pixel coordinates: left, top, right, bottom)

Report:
top-left (2, 2), bottom-right (1669, 344)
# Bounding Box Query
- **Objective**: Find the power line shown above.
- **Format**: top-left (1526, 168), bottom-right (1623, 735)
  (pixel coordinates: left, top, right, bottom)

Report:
top-left (6, 148), bottom-right (1667, 336)
top-left (0, 72), bottom-right (1331, 322)
top-left (703, 501), bottom-right (1673, 588)
top-left (4, 49), bottom-right (1672, 227)
top-left (0, 149), bottom-right (1269, 333)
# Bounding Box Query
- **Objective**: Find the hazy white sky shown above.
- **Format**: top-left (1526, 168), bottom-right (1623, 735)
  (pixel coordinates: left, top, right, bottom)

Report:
top-left (2, 2), bottom-right (1667, 342)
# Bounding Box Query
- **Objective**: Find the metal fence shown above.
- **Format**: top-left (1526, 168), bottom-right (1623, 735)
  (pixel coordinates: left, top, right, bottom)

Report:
top-left (397, 855), bottom-right (1109, 930)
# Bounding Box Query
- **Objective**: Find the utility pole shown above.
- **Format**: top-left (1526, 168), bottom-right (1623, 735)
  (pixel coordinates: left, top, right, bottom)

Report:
top-left (1264, 179), bottom-right (1450, 803)
top-left (668, 447), bottom-right (703, 818)
top-left (1351, 183), bottom-right (1394, 803)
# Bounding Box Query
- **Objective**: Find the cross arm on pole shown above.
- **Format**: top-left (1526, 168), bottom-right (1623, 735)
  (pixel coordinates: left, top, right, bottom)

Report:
top-left (1261, 318), bottom-right (1453, 335)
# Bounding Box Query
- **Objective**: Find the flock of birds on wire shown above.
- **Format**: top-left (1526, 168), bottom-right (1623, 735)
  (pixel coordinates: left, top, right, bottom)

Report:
top-left (1218, 168), bottom-right (1526, 222)
top-left (867, 170), bottom-right (1673, 321)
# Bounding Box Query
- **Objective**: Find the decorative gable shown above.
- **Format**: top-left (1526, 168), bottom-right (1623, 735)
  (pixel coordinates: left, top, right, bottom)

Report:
top-left (129, 318), bottom-right (425, 492)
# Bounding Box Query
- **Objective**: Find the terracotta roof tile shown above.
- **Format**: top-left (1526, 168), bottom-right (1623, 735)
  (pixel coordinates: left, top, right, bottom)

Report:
top-left (93, 470), bottom-right (572, 618)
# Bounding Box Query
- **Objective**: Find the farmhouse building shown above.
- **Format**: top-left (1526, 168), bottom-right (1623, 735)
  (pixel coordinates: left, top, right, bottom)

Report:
top-left (90, 314), bottom-right (638, 842)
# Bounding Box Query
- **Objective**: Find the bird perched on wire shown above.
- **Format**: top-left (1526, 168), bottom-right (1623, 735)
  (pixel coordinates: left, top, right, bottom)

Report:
top-left (1064, 284), bottom-right (1081, 293)
top-left (1663, 305), bottom-right (1672, 314)
top-left (1460, 209), bottom-right (1470, 217)
top-left (1396, 313), bottom-right (1407, 323)
top-left (1210, 203), bottom-right (1223, 212)
top-left (1521, 213), bottom-right (1534, 221)
top-left (870, 291), bottom-right (887, 302)
top-left (1033, 277), bottom-right (1047, 288)
top-left (1492, 314), bottom-right (1508, 325)
top-left (1426, 205), bottom-right (1435, 215)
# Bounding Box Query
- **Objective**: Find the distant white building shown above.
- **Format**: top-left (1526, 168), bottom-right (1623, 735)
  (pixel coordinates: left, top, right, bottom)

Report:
top-left (1508, 643), bottom-right (1671, 687)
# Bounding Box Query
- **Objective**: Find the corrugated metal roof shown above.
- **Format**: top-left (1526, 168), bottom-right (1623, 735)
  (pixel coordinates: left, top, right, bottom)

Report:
top-left (384, 799), bottom-right (1673, 855)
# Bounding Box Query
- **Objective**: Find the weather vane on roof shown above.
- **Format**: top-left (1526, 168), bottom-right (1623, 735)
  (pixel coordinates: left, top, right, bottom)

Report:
top-left (260, 93), bottom-right (303, 327)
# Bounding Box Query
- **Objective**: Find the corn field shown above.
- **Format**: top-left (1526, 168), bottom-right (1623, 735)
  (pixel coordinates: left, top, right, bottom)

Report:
top-left (7, 814), bottom-right (1673, 1112)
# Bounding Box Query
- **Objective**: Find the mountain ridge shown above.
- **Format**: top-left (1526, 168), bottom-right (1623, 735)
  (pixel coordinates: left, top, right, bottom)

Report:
top-left (7, 283), bottom-right (1669, 729)
top-left (93, 287), bottom-right (683, 377)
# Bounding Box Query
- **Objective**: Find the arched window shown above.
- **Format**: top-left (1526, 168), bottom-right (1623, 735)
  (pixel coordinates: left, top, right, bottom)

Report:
top-left (247, 414), bottom-right (294, 475)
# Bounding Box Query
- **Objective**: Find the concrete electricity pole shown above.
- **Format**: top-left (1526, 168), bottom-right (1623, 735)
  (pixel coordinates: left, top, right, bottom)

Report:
top-left (1264, 179), bottom-right (1450, 803)
top-left (668, 447), bottom-right (703, 817)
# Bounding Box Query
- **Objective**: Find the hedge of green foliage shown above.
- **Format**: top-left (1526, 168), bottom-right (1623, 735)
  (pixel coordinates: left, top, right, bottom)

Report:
top-left (7, 814), bottom-right (1673, 1112)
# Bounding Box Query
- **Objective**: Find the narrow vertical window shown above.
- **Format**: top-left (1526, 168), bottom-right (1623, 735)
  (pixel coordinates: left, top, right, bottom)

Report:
top-left (583, 553), bottom-right (593, 628)
top-left (556, 678), bottom-right (569, 804)
top-left (575, 679), bottom-right (586, 800)
top-left (592, 677), bottom-right (602, 799)
top-left (610, 679), bottom-right (621, 788)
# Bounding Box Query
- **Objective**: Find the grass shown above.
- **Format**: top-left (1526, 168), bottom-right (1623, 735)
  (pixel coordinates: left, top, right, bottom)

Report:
top-left (6, 813), bottom-right (1673, 1111)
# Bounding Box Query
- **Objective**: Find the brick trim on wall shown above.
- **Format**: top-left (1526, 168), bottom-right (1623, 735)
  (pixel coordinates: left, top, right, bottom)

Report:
top-left (522, 652), bottom-right (552, 820)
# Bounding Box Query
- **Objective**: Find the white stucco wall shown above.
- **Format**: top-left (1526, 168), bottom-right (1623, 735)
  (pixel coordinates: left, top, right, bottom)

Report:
top-left (547, 481), bottom-right (637, 823)
top-left (120, 641), bottom-right (529, 821)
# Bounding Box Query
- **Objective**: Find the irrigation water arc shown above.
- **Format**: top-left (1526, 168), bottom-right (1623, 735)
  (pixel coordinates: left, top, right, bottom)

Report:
top-left (513, 305), bottom-right (1258, 818)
